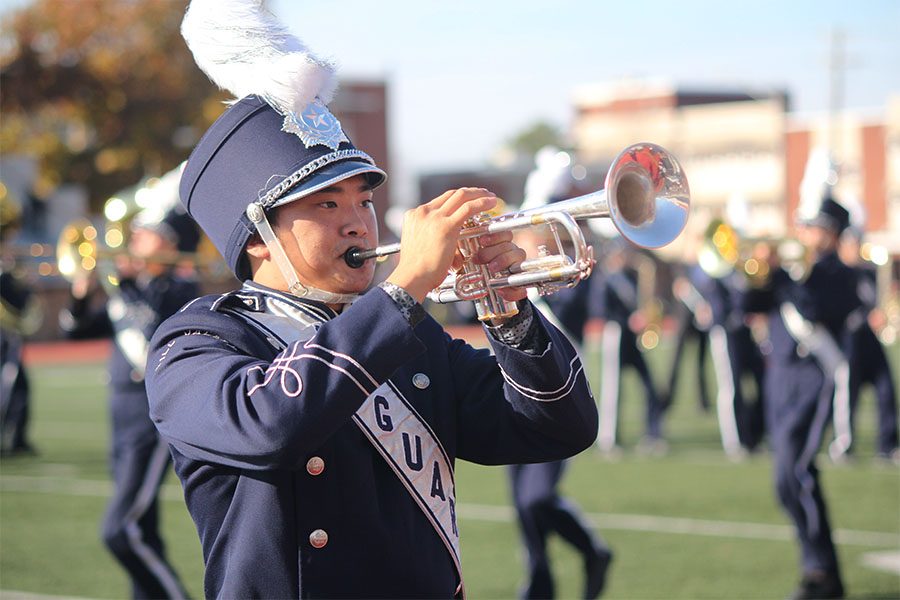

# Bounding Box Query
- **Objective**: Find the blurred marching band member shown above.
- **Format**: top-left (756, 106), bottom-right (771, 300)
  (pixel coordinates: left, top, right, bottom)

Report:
top-left (742, 197), bottom-right (859, 600)
top-left (693, 225), bottom-right (766, 460)
top-left (59, 168), bottom-right (198, 599)
top-left (592, 241), bottom-right (666, 456)
top-left (144, 2), bottom-right (598, 597)
top-left (507, 155), bottom-right (613, 599)
top-left (0, 188), bottom-right (40, 457)
top-left (662, 260), bottom-right (713, 414)
top-left (834, 226), bottom-right (898, 463)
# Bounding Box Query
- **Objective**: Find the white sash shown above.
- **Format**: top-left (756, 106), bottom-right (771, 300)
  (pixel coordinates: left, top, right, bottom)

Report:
top-left (780, 302), bottom-right (852, 459)
top-left (352, 382), bottom-right (461, 578)
top-left (222, 289), bottom-right (463, 591)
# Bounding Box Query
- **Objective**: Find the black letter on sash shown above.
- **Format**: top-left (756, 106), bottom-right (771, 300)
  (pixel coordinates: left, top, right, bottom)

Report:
top-left (374, 395), bottom-right (393, 432)
top-left (449, 498), bottom-right (458, 536)
top-left (402, 433), bottom-right (423, 471)
top-left (430, 461), bottom-right (446, 500)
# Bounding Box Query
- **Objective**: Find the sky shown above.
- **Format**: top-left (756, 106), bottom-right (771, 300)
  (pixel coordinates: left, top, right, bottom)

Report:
top-left (269, 0), bottom-right (900, 203)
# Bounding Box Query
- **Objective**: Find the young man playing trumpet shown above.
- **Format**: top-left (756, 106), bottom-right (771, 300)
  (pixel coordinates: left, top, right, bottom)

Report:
top-left (145, 1), bottom-right (598, 597)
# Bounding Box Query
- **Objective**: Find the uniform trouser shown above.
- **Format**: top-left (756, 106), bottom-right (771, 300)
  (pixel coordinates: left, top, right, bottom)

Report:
top-left (846, 327), bottom-right (898, 455)
top-left (508, 461), bottom-right (606, 599)
top-left (0, 337), bottom-right (31, 454)
top-left (766, 360), bottom-right (841, 577)
top-left (598, 322), bottom-right (663, 451)
top-left (663, 312), bottom-right (710, 412)
top-left (102, 389), bottom-right (188, 600)
top-left (708, 325), bottom-right (765, 457)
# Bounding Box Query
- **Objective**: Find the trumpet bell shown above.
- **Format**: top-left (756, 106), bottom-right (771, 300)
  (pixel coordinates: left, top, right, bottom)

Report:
top-left (607, 143), bottom-right (690, 249)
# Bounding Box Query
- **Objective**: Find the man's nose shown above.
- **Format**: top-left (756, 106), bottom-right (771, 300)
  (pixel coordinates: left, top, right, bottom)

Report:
top-left (341, 207), bottom-right (370, 237)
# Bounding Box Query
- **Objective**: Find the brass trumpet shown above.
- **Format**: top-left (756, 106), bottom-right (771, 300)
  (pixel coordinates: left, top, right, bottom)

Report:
top-left (345, 143), bottom-right (691, 321)
top-left (56, 218), bottom-right (204, 287)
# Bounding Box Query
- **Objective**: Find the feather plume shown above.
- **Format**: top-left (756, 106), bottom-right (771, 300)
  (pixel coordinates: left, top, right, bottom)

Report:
top-left (181, 0), bottom-right (338, 115)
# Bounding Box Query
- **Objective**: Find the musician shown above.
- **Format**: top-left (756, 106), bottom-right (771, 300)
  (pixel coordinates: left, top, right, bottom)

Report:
top-left (144, 3), bottom-right (598, 597)
top-left (835, 226), bottom-right (898, 462)
top-left (507, 165), bottom-right (613, 600)
top-left (59, 175), bottom-right (198, 600)
top-left (743, 197), bottom-right (859, 600)
top-left (592, 240), bottom-right (665, 455)
top-left (662, 260), bottom-right (713, 414)
top-left (0, 189), bottom-right (39, 457)
top-left (693, 239), bottom-right (766, 460)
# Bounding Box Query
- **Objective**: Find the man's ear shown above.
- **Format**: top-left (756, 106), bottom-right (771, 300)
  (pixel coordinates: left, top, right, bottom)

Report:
top-left (245, 234), bottom-right (270, 259)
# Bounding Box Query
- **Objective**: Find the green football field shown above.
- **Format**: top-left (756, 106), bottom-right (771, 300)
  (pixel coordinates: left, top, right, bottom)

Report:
top-left (1, 340), bottom-right (898, 599)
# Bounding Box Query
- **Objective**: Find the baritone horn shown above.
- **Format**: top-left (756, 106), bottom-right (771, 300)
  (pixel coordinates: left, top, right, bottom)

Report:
top-left (345, 142), bottom-right (691, 321)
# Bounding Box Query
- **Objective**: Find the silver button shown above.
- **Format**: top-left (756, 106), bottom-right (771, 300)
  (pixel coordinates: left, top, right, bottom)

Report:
top-left (412, 373), bottom-right (430, 389)
top-left (309, 529), bottom-right (328, 549)
top-left (306, 456), bottom-right (325, 476)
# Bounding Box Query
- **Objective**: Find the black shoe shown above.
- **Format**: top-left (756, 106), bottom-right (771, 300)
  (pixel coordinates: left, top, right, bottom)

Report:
top-left (584, 547), bottom-right (613, 599)
top-left (789, 571), bottom-right (844, 600)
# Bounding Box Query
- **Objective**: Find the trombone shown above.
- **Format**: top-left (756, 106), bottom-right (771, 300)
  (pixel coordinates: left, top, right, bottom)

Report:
top-left (346, 142), bottom-right (691, 321)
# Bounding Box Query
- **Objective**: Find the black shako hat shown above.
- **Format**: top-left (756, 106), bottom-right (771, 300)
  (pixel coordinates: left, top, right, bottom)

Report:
top-left (179, 95), bottom-right (386, 280)
top-left (798, 195), bottom-right (850, 235)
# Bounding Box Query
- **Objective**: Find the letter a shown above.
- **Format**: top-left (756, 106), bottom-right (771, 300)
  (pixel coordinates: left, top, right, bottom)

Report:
top-left (430, 461), bottom-right (446, 500)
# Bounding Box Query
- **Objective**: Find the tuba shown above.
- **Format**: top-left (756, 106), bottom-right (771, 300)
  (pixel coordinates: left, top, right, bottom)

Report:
top-left (346, 143), bottom-right (691, 321)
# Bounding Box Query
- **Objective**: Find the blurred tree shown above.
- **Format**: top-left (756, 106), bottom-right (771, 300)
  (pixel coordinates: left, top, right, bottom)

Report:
top-left (0, 0), bottom-right (226, 210)
top-left (506, 121), bottom-right (565, 157)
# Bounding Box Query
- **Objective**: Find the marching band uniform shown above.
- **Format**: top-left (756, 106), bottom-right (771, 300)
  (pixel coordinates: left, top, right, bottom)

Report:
top-left (146, 5), bottom-right (598, 598)
top-left (60, 196), bottom-right (197, 600)
top-left (662, 263), bottom-right (712, 413)
top-left (0, 190), bottom-right (41, 457)
top-left (695, 268), bottom-right (765, 459)
top-left (743, 198), bottom-right (858, 600)
top-left (507, 276), bottom-right (612, 600)
top-left (838, 231), bottom-right (898, 460)
top-left (0, 262), bottom-right (38, 456)
top-left (592, 246), bottom-right (664, 453)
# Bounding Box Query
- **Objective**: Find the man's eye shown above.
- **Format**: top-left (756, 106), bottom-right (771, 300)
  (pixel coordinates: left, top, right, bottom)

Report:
top-left (361, 199), bottom-right (374, 208)
top-left (319, 201), bottom-right (337, 208)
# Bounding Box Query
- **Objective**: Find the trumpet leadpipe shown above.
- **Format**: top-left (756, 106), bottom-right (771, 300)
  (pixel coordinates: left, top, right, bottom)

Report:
top-left (344, 242), bottom-right (401, 268)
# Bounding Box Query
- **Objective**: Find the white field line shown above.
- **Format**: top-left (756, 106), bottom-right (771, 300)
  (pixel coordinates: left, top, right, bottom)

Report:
top-left (3, 475), bottom-right (898, 548)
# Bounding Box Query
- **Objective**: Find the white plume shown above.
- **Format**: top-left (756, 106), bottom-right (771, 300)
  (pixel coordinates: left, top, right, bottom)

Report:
top-left (181, 0), bottom-right (338, 115)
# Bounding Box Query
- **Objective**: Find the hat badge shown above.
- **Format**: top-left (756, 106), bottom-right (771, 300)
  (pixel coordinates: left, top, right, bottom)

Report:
top-left (282, 99), bottom-right (350, 151)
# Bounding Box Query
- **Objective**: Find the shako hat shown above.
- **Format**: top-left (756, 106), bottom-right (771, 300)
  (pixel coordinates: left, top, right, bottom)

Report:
top-left (797, 195), bottom-right (850, 235)
top-left (178, 0), bottom-right (386, 282)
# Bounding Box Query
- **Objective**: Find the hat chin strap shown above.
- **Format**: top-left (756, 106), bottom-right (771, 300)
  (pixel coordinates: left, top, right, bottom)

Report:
top-left (246, 204), bottom-right (359, 306)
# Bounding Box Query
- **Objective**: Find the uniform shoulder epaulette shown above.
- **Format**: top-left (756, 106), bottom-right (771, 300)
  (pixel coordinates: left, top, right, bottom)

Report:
top-left (210, 290), bottom-right (264, 313)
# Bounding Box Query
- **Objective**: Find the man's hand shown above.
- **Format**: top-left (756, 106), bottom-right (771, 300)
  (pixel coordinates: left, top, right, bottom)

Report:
top-left (471, 231), bottom-right (528, 302)
top-left (386, 188), bottom-right (498, 303)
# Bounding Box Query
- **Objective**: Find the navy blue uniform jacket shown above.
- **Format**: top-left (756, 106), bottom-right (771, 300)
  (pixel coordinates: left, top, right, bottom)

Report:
top-left (146, 284), bottom-right (597, 598)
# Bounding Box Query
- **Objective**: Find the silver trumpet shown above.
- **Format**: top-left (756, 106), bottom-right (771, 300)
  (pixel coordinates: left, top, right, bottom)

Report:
top-left (345, 142), bottom-right (691, 321)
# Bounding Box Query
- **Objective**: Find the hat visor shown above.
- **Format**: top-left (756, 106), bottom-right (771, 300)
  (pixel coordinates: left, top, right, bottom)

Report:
top-left (796, 214), bottom-right (839, 232)
top-left (270, 160), bottom-right (387, 209)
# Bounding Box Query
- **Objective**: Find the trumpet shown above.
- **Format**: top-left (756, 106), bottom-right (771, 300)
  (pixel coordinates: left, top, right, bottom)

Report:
top-left (345, 142), bottom-right (691, 321)
top-left (56, 218), bottom-right (204, 287)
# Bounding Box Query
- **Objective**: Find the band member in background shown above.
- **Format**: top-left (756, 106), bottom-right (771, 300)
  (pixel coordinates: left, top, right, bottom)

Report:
top-left (0, 187), bottom-right (40, 457)
top-left (592, 240), bottom-right (665, 455)
top-left (835, 226), bottom-right (898, 463)
top-left (743, 197), bottom-right (859, 600)
top-left (662, 260), bottom-right (712, 414)
top-left (144, 3), bottom-right (598, 597)
top-left (59, 169), bottom-right (198, 599)
top-left (692, 228), bottom-right (766, 460)
top-left (507, 162), bottom-right (613, 600)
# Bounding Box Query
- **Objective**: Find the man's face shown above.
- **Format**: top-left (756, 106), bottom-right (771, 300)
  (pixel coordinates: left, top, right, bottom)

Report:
top-left (129, 227), bottom-right (172, 259)
top-left (796, 224), bottom-right (837, 255)
top-left (272, 174), bottom-right (378, 295)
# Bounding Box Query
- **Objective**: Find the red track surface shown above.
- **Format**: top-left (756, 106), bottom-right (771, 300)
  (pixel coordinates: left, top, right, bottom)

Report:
top-left (21, 320), bottom-right (614, 366)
